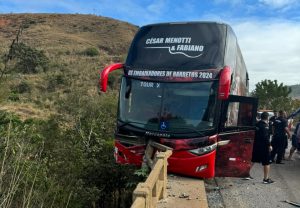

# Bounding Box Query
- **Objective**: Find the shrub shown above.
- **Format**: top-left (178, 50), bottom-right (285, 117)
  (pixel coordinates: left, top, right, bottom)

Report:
top-left (47, 73), bottom-right (67, 92)
top-left (8, 92), bottom-right (19, 101)
top-left (0, 90), bottom-right (144, 208)
top-left (83, 47), bottom-right (99, 57)
top-left (0, 112), bottom-right (52, 207)
top-left (10, 43), bottom-right (50, 73)
top-left (13, 81), bottom-right (31, 93)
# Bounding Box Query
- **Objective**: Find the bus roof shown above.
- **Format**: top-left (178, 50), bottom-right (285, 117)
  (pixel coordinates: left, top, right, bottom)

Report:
top-left (125, 22), bottom-right (236, 72)
top-left (143, 21), bottom-right (230, 27)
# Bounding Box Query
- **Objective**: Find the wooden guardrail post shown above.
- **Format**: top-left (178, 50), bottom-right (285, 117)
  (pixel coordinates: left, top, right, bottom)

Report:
top-left (132, 183), bottom-right (150, 208)
top-left (131, 147), bottom-right (172, 208)
top-left (156, 151), bottom-right (172, 199)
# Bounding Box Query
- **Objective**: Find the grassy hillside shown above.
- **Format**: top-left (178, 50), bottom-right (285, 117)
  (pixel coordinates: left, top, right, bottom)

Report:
top-left (0, 14), bottom-right (143, 208)
top-left (290, 84), bottom-right (300, 99)
top-left (0, 13), bottom-right (138, 119)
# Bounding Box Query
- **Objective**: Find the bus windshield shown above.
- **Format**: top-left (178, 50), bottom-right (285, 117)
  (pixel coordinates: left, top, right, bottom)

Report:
top-left (119, 77), bottom-right (218, 134)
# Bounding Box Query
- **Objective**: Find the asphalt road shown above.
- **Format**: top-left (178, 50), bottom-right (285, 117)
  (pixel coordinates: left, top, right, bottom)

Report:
top-left (206, 149), bottom-right (300, 208)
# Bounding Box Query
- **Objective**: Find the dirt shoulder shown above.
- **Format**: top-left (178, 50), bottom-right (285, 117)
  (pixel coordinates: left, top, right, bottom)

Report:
top-left (157, 175), bottom-right (208, 208)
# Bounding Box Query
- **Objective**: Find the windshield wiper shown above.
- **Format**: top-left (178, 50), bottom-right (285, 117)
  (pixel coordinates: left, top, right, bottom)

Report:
top-left (118, 119), bottom-right (211, 137)
top-left (117, 119), bottom-right (146, 129)
top-left (169, 126), bottom-right (209, 137)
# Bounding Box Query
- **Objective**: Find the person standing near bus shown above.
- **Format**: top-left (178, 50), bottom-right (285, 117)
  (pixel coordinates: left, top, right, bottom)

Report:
top-left (269, 110), bottom-right (278, 136)
top-left (252, 112), bottom-right (274, 184)
top-left (270, 110), bottom-right (291, 164)
top-left (287, 118), bottom-right (300, 160)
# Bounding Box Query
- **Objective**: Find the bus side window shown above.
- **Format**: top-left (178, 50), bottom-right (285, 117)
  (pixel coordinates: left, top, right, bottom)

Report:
top-left (225, 102), bottom-right (253, 128)
top-left (225, 102), bottom-right (239, 127)
top-left (237, 103), bottom-right (253, 126)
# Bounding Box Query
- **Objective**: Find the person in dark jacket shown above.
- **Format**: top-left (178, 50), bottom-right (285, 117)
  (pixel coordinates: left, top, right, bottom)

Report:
top-left (270, 110), bottom-right (291, 164)
top-left (287, 118), bottom-right (300, 160)
top-left (252, 112), bottom-right (274, 184)
top-left (269, 110), bottom-right (278, 135)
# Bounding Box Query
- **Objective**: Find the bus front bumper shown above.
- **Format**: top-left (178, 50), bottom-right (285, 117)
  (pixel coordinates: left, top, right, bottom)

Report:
top-left (114, 141), bottom-right (216, 178)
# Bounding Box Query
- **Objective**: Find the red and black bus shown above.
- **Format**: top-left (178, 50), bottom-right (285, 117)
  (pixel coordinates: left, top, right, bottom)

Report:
top-left (100, 22), bottom-right (258, 178)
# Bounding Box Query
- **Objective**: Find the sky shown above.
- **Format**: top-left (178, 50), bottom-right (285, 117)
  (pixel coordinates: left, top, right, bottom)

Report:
top-left (1, 0), bottom-right (300, 91)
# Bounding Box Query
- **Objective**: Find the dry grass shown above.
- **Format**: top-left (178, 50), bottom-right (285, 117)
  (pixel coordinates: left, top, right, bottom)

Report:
top-left (0, 103), bottom-right (53, 120)
top-left (0, 13), bottom-right (137, 120)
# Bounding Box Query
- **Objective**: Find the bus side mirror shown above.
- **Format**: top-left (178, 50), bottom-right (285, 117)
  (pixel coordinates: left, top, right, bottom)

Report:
top-left (218, 66), bottom-right (231, 100)
top-left (99, 63), bottom-right (124, 92)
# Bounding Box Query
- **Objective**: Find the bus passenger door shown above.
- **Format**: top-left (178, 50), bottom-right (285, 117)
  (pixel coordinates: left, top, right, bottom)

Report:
top-left (215, 95), bottom-right (258, 177)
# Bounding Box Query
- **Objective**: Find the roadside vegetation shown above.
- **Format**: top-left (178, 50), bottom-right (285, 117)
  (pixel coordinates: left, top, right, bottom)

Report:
top-left (0, 14), bottom-right (143, 208)
top-left (252, 79), bottom-right (300, 116)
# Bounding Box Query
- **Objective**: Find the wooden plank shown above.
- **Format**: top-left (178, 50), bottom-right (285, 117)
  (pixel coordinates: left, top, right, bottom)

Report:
top-left (145, 159), bottom-right (163, 189)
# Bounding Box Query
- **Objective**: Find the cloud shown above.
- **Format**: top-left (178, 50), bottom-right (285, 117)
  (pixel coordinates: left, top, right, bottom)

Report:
top-left (259, 0), bottom-right (298, 9)
top-left (232, 19), bottom-right (300, 90)
top-left (96, 0), bottom-right (168, 25)
top-left (147, 0), bottom-right (167, 15)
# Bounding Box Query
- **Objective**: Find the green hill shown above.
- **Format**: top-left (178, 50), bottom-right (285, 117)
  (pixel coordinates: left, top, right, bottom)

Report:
top-left (0, 13), bottom-right (138, 119)
top-left (290, 84), bottom-right (300, 99)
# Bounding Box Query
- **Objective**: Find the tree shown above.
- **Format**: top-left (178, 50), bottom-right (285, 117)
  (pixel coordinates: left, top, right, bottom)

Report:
top-left (1, 21), bottom-right (49, 76)
top-left (10, 43), bottom-right (49, 73)
top-left (252, 79), bottom-right (293, 112)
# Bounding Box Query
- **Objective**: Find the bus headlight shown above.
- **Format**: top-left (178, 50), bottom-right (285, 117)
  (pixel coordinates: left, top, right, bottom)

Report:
top-left (188, 143), bottom-right (217, 156)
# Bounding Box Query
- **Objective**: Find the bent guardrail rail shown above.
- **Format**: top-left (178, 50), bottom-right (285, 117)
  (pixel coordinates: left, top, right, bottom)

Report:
top-left (131, 147), bottom-right (172, 208)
